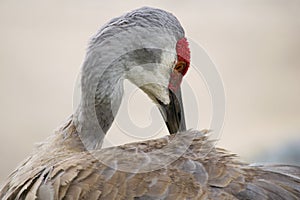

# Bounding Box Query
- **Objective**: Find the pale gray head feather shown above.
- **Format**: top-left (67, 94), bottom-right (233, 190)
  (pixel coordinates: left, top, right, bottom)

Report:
top-left (73, 7), bottom-right (185, 150)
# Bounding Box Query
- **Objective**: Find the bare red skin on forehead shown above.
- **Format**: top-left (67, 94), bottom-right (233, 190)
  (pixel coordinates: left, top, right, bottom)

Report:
top-left (168, 37), bottom-right (190, 92)
top-left (176, 37), bottom-right (190, 75)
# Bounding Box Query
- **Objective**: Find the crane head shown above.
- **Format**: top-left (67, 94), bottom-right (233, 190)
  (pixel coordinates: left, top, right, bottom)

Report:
top-left (157, 37), bottom-right (190, 134)
top-left (126, 37), bottom-right (190, 134)
top-left (81, 7), bottom-right (190, 138)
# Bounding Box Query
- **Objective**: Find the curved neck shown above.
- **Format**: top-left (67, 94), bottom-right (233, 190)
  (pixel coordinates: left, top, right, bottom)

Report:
top-left (72, 27), bottom-right (177, 150)
top-left (74, 52), bottom-right (125, 150)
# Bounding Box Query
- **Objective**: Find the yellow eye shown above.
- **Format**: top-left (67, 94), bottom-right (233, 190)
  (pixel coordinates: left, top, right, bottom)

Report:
top-left (174, 61), bottom-right (186, 74)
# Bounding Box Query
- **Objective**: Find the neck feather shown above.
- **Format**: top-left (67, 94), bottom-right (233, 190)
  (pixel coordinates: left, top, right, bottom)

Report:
top-left (74, 53), bottom-right (125, 150)
top-left (72, 25), bottom-right (179, 150)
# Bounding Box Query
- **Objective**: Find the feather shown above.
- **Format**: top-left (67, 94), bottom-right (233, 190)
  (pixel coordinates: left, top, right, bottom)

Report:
top-left (1, 7), bottom-right (300, 200)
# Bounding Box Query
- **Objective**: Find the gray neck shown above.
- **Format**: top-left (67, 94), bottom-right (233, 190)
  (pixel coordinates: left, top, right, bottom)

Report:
top-left (94, 65), bottom-right (125, 137)
top-left (71, 6), bottom-right (185, 150)
top-left (73, 50), bottom-right (126, 150)
top-left (73, 47), bottom-right (167, 150)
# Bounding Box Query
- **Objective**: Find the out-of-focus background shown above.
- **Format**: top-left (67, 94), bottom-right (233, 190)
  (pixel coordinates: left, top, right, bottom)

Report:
top-left (0, 0), bottom-right (299, 183)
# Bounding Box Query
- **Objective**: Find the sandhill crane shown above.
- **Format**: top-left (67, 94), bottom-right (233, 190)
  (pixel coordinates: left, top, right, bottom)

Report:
top-left (1, 7), bottom-right (300, 200)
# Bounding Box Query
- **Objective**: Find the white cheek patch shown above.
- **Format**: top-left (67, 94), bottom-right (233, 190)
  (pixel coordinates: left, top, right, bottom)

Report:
top-left (126, 51), bottom-right (176, 105)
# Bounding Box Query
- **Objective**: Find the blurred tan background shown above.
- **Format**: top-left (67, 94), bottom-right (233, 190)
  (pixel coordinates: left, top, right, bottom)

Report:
top-left (0, 0), bottom-right (300, 183)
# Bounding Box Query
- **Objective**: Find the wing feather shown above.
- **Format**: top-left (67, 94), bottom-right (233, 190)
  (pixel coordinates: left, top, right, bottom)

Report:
top-left (1, 128), bottom-right (300, 199)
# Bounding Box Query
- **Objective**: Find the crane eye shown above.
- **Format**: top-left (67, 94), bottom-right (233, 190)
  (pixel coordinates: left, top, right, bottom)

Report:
top-left (174, 61), bottom-right (187, 74)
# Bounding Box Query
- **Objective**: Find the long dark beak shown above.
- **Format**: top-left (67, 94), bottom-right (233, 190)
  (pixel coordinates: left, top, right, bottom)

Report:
top-left (157, 88), bottom-right (186, 134)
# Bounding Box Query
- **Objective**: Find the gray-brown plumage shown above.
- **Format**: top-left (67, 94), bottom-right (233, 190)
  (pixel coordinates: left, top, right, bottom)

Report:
top-left (1, 120), bottom-right (300, 199)
top-left (1, 7), bottom-right (300, 200)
